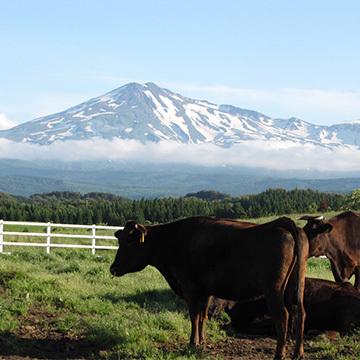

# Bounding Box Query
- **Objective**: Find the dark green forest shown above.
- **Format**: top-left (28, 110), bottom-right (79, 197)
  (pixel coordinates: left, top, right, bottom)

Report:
top-left (0, 188), bottom-right (348, 225)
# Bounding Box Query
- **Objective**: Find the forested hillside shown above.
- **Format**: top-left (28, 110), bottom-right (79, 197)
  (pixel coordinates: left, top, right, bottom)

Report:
top-left (0, 188), bottom-right (348, 225)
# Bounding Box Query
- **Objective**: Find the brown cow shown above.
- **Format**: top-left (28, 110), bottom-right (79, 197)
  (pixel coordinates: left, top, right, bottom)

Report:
top-left (300, 212), bottom-right (360, 290)
top-left (211, 278), bottom-right (360, 335)
top-left (110, 216), bottom-right (309, 359)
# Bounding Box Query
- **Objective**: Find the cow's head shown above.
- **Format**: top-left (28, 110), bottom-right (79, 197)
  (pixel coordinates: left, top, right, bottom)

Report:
top-left (300, 215), bottom-right (355, 281)
top-left (299, 215), bottom-right (333, 255)
top-left (110, 221), bottom-right (149, 277)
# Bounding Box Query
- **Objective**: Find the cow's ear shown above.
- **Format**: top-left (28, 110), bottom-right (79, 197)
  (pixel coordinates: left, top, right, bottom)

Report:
top-left (322, 223), bottom-right (333, 233)
top-left (135, 223), bottom-right (147, 234)
top-left (114, 229), bottom-right (123, 239)
top-left (124, 220), bottom-right (138, 231)
top-left (314, 223), bottom-right (332, 235)
top-left (135, 223), bottom-right (147, 243)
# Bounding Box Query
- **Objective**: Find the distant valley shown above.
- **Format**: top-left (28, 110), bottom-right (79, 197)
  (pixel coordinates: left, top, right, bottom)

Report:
top-left (1, 82), bottom-right (360, 197)
top-left (1, 159), bottom-right (360, 198)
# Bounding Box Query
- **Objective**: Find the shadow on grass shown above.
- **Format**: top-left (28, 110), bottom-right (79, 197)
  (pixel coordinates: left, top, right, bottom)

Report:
top-left (101, 288), bottom-right (188, 314)
top-left (0, 331), bottom-right (116, 359)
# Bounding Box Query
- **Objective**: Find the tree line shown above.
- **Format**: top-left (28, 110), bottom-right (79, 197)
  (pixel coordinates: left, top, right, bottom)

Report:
top-left (0, 188), bottom-right (354, 225)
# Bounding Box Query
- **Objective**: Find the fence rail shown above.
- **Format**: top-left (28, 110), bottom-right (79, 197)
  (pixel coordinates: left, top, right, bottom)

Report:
top-left (0, 220), bottom-right (123, 254)
top-left (0, 219), bottom-right (328, 259)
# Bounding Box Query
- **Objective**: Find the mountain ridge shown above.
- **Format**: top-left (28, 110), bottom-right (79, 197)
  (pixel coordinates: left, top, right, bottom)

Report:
top-left (1, 82), bottom-right (360, 148)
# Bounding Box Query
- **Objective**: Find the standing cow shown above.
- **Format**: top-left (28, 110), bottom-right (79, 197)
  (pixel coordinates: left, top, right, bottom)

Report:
top-left (110, 216), bottom-right (309, 359)
top-left (300, 211), bottom-right (360, 290)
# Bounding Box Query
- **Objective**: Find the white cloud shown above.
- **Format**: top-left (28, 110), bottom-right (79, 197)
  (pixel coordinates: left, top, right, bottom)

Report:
top-left (0, 113), bottom-right (16, 130)
top-left (1, 138), bottom-right (360, 172)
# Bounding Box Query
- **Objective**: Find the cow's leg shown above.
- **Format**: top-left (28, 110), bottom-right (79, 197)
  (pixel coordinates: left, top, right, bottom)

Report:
top-left (330, 259), bottom-right (343, 282)
top-left (199, 296), bottom-right (211, 345)
top-left (293, 296), bottom-right (305, 359)
top-left (266, 292), bottom-right (289, 360)
top-left (187, 299), bottom-right (201, 346)
top-left (353, 267), bottom-right (360, 290)
top-left (284, 275), bottom-right (297, 339)
top-left (287, 260), bottom-right (306, 360)
top-left (186, 293), bottom-right (208, 346)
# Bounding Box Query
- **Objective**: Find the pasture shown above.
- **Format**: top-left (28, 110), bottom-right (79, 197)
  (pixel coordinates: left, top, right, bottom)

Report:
top-left (0, 216), bottom-right (358, 359)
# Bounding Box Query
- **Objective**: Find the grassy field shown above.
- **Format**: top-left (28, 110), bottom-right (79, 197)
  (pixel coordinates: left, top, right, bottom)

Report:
top-left (0, 214), bottom-right (358, 359)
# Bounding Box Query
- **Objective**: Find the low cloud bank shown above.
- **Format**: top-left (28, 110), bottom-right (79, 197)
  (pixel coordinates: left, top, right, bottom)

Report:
top-left (0, 138), bottom-right (360, 172)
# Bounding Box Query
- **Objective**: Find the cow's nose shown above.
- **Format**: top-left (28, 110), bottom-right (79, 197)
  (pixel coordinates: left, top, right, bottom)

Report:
top-left (110, 266), bottom-right (117, 276)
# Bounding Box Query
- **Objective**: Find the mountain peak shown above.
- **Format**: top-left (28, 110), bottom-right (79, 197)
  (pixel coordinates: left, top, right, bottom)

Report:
top-left (109, 81), bottom-right (146, 94)
top-left (0, 82), bottom-right (359, 149)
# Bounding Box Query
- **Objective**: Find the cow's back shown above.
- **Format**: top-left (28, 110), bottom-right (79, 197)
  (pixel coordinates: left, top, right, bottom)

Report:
top-left (149, 217), bottom-right (298, 301)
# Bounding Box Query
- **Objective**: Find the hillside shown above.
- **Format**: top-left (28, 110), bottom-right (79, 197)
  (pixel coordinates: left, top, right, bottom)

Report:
top-left (1, 159), bottom-right (360, 198)
top-left (0, 188), bottom-right (347, 224)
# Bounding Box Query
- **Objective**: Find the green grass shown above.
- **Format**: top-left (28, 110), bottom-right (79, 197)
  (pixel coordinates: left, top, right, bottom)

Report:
top-left (0, 214), bottom-right (358, 359)
top-left (0, 249), bottom-right (225, 359)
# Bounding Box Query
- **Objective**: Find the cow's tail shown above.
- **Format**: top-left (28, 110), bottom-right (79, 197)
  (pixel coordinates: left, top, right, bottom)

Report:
top-left (291, 219), bottom-right (308, 307)
top-left (277, 217), bottom-right (308, 358)
top-left (276, 217), bottom-right (308, 304)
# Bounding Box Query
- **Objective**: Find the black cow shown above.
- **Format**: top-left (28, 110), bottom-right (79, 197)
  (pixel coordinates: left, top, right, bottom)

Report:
top-left (110, 216), bottom-right (310, 359)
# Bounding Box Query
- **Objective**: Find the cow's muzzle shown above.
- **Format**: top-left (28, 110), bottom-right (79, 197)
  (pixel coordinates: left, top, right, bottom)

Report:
top-left (110, 266), bottom-right (117, 276)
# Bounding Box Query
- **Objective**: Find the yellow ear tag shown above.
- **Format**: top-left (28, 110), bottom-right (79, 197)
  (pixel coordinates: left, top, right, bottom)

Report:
top-left (140, 233), bottom-right (145, 243)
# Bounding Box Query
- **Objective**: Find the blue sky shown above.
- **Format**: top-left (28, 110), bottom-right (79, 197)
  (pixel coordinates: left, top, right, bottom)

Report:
top-left (1, 0), bottom-right (360, 128)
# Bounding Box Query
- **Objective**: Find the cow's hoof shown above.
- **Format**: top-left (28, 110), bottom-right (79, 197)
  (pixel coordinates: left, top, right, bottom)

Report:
top-left (292, 349), bottom-right (304, 359)
top-left (189, 342), bottom-right (200, 348)
top-left (273, 354), bottom-right (286, 360)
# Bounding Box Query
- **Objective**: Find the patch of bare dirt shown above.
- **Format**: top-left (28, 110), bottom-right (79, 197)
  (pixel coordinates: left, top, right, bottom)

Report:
top-left (157, 333), bottom-right (295, 360)
top-left (206, 335), bottom-right (277, 360)
top-left (158, 331), bottom-right (337, 360)
top-left (0, 307), bottom-right (102, 359)
top-left (0, 307), bottom-right (340, 359)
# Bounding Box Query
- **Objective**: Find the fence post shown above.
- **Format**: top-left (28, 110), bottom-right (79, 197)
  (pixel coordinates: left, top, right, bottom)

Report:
top-left (0, 220), bottom-right (3, 253)
top-left (46, 222), bottom-right (51, 254)
top-left (92, 224), bottom-right (96, 255)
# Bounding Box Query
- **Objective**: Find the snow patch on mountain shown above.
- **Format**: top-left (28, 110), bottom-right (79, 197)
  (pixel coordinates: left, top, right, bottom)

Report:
top-left (1, 82), bottom-right (360, 149)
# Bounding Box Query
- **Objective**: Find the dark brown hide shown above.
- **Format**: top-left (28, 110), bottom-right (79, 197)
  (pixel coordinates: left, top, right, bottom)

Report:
top-left (213, 278), bottom-right (360, 335)
top-left (303, 212), bottom-right (360, 290)
top-left (110, 216), bottom-right (308, 359)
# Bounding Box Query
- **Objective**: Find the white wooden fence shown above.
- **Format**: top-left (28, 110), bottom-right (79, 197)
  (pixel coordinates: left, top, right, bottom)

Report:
top-left (0, 219), bottom-right (329, 260)
top-left (0, 220), bottom-right (123, 254)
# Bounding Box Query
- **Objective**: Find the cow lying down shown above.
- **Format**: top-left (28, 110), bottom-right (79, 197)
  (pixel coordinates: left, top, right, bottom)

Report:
top-left (210, 278), bottom-right (360, 336)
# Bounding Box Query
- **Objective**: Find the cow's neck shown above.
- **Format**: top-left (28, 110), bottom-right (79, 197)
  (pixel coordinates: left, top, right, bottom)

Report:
top-left (144, 226), bottom-right (184, 297)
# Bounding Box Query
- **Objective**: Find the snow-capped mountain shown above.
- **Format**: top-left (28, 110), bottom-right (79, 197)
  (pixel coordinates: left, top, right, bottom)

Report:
top-left (1, 82), bottom-right (360, 148)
